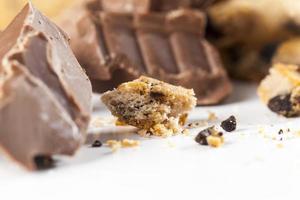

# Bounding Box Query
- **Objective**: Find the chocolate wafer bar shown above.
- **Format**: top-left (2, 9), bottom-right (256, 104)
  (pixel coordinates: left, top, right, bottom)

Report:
top-left (100, 0), bottom-right (216, 13)
top-left (0, 3), bottom-right (92, 170)
top-left (61, 2), bottom-right (232, 105)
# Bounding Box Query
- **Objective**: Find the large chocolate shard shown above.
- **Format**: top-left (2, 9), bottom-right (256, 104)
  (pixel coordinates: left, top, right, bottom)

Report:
top-left (0, 3), bottom-right (92, 170)
top-left (61, 1), bottom-right (232, 105)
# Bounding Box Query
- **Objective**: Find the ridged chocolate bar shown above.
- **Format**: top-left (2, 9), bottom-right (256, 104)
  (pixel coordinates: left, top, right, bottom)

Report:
top-left (100, 0), bottom-right (216, 13)
top-left (61, 1), bottom-right (231, 105)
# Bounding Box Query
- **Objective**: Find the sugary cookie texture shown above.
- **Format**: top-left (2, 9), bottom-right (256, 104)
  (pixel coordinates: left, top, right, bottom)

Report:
top-left (102, 76), bottom-right (196, 137)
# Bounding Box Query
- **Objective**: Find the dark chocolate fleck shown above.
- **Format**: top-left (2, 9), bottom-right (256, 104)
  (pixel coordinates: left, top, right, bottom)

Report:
top-left (92, 140), bottom-right (102, 148)
top-left (34, 156), bottom-right (55, 170)
top-left (150, 91), bottom-right (165, 101)
top-left (278, 129), bottom-right (284, 135)
top-left (220, 115), bottom-right (237, 132)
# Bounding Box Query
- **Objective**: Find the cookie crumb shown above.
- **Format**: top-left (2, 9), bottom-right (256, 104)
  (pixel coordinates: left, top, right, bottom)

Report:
top-left (106, 140), bottom-right (122, 152)
top-left (106, 139), bottom-right (140, 152)
top-left (276, 143), bottom-right (284, 149)
top-left (207, 135), bottom-right (224, 148)
top-left (208, 111), bottom-right (218, 121)
top-left (182, 129), bottom-right (190, 136)
top-left (187, 120), bottom-right (208, 129)
top-left (91, 116), bottom-right (116, 127)
top-left (121, 139), bottom-right (140, 148)
top-left (167, 141), bottom-right (176, 148)
top-left (221, 115), bottom-right (237, 132)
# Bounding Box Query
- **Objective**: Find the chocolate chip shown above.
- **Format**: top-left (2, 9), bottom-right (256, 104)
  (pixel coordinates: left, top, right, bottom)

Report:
top-left (34, 156), bottom-right (55, 170)
top-left (92, 140), bottom-right (102, 148)
top-left (195, 127), bottom-right (213, 145)
top-left (278, 129), bottom-right (284, 135)
top-left (150, 91), bottom-right (165, 101)
top-left (268, 94), bottom-right (293, 117)
top-left (220, 115), bottom-right (237, 132)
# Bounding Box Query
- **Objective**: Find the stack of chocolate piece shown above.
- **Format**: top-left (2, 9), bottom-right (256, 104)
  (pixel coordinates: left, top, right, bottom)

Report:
top-left (0, 3), bottom-right (92, 170)
top-left (61, 0), bottom-right (232, 105)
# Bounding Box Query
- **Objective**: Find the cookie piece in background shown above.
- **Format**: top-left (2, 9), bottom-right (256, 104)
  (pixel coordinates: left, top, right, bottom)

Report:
top-left (258, 63), bottom-right (300, 117)
top-left (207, 0), bottom-right (300, 81)
top-left (101, 76), bottom-right (196, 137)
top-left (0, 3), bottom-right (92, 170)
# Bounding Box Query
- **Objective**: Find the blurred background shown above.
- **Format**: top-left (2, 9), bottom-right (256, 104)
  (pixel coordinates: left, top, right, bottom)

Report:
top-left (2, 0), bottom-right (300, 82)
top-left (0, 0), bottom-right (75, 29)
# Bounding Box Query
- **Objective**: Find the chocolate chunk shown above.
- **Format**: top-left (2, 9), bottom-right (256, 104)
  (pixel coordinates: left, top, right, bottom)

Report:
top-left (220, 115), bottom-right (236, 132)
top-left (100, 0), bottom-right (216, 13)
top-left (195, 126), bottom-right (223, 146)
top-left (34, 156), bottom-right (56, 170)
top-left (195, 127), bottom-right (212, 145)
top-left (92, 140), bottom-right (103, 147)
top-left (268, 94), bottom-right (294, 117)
top-left (61, 3), bottom-right (232, 105)
top-left (0, 3), bottom-right (92, 170)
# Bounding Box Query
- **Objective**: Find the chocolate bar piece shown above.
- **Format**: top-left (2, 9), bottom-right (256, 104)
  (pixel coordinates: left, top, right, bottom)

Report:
top-left (61, 3), bottom-right (232, 105)
top-left (100, 0), bottom-right (216, 13)
top-left (0, 3), bottom-right (92, 170)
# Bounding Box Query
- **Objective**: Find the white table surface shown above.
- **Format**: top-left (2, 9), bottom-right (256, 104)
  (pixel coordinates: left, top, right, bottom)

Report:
top-left (1, 82), bottom-right (300, 200)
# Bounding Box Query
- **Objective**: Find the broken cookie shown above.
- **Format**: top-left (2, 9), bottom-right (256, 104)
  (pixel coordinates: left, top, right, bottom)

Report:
top-left (101, 76), bottom-right (196, 137)
top-left (258, 63), bottom-right (300, 117)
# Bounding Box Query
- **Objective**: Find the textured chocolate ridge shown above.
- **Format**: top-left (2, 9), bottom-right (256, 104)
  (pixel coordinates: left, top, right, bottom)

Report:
top-left (61, 1), bottom-right (231, 105)
top-left (100, 0), bottom-right (216, 13)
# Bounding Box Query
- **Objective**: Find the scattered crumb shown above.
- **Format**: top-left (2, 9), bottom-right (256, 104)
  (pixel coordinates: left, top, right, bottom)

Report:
top-left (106, 140), bottom-right (121, 152)
top-left (182, 129), bottom-right (190, 136)
top-left (276, 143), bottom-right (284, 149)
top-left (187, 120), bottom-right (208, 129)
top-left (106, 139), bottom-right (140, 152)
top-left (167, 141), bottom-right (176, 148)
top-left (207, 135), bottom-right (224, 148)
top-left (207, 111), bottom-right (218, 121)
top-left (91, 116), bottom-right (116, 127)
top-left (258, 127), bottom-right (265, 135)
top-left (121, 139), bottom-right (140, 148)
